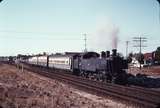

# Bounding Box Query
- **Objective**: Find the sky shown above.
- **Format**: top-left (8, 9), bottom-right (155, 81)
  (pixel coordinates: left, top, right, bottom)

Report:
top-left (0, 0), bottom-right (160, 56)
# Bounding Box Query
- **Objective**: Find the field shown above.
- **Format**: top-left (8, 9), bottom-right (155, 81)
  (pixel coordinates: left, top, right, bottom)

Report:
top-left (0, 63), bottom-right (136, 108)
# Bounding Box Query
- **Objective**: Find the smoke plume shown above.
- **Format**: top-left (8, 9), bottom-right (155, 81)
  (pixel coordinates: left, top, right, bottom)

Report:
top-left (111, 27), bottom-right (119, 49)
top-left (89, 17), bottom-right (119, 51)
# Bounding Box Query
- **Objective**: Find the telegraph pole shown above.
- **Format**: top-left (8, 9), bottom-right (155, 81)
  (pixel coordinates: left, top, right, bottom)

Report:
top-left (83, 33), bottom-right (87, 52)
top-left (126, 41), bottom-right (129, 57)
top-left (133, 36), bottom-right (147, 69)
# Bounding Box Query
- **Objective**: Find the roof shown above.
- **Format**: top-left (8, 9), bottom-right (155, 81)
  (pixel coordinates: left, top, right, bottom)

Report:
top-left (82, 52), bottom-right (100, 59)
top-left (65, 52), bottom-right (83, 56)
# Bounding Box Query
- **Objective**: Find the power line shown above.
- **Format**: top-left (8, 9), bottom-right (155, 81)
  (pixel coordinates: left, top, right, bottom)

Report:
top-left (0, 30), bottom-right (83, 36)
top-left (0, 30), bottom-right (87, 41)
top-left (133, 36), bottom-right (147, 69)
top-left (0, 35), bottom-right (83, 41)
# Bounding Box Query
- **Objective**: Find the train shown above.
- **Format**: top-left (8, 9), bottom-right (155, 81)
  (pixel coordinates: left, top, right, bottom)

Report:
top-left (1, 50), bottom-right (160, 87)
top-left (20, 49), bottom-right (129, 85)
top-left (0, 56), bottom-right (16, 64)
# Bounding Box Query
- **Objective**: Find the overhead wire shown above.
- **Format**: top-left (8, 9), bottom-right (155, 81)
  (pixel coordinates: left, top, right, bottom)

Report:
top-left (0, 30), bottom-right (84, 40)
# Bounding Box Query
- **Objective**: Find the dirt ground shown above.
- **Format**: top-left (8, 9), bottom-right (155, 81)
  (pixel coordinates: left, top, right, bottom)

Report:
top-left (128, 65), bottom-right (160, 78)
top-left (0, 63), bottom-right (137, 108)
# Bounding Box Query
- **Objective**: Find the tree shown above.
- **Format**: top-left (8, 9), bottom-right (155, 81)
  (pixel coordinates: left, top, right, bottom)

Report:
top-left (135, 53), bottom-right (144, 64)
top-left (43, 52), bottom-right (47, 55)
top-left (155, 47), bottom-right (160, 64)
top-left (157, 46), bottom-right (160, 51)
top-left (127, 52), bottom-right (133, 63)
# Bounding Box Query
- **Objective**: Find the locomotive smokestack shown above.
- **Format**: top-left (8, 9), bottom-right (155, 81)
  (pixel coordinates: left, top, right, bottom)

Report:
top-left (101, 51), bottom-right (106, 58)
top-left (112, 49), bottom-right (117, 56)
top-left (106, 51), bottom-right (110, 57)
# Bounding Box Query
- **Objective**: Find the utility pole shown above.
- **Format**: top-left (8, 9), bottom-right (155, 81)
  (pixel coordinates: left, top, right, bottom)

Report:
top-left (83, 33), bottom-right (87, 52)
top-left (133, 36), bottom-right (147, 70)
top-left (126, 41), bottom-right (129, 57)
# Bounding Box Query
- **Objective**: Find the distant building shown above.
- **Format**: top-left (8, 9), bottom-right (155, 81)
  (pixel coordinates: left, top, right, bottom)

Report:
top-left (131, 57), bottom-right (143, 68)
top-left (144, 53), bottom-right (153, 60)
top-left (143, 52), bottom-right (155, 65)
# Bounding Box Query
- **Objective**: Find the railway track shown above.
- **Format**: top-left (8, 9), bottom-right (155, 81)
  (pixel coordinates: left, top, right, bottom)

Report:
top-left (11, 63), bottom-right (160, 108)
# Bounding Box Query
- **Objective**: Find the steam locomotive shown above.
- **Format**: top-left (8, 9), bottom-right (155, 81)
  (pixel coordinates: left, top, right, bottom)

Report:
top-left (24, 49), bottom-right (128, 85)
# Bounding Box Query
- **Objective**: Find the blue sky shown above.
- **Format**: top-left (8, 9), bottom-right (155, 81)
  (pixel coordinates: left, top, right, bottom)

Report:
top-left (0, 0), bottom-right (159, 56)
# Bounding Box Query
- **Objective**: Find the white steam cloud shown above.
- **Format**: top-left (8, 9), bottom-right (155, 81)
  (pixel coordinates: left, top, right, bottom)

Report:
top-left (88, 17), bottom-right (119, 52)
